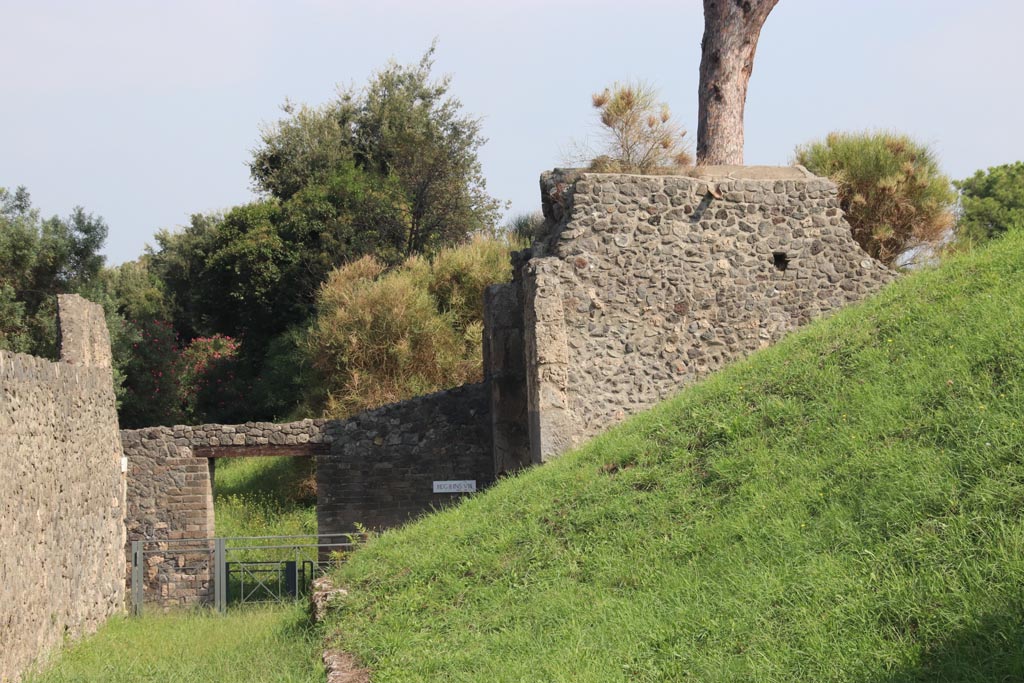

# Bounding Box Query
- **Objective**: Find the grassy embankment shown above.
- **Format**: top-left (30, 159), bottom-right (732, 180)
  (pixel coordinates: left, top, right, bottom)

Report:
top-left (25, 454), bottom-right (322, 682)
top-left (325, 232), bottom-right (1024, 681)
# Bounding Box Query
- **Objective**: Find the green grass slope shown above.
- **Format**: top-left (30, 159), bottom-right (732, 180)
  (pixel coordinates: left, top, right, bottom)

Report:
top-left (326, 233), bottom-right (1024, 682)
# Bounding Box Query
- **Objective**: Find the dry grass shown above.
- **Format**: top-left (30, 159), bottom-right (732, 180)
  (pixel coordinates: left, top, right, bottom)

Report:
top-left (306, 235), bottom-right (513, 419)
top-left (583, 81), bottom-right (693, 175)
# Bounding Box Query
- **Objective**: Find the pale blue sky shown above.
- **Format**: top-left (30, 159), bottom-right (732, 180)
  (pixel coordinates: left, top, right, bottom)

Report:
top-left (2, 0), bottom-right (1022, 264)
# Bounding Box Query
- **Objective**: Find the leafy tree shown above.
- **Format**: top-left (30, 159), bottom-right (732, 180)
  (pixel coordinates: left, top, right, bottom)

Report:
top-left (587, 81), bottom-right (692, 174)
top-left (0, 186), bottom-right (109, 357)
top-left (954, 161), bottom-right (1024, 244)
top-left (134, 47), bottom-right (504, 423)
top-left (81, 262), bottom-right (170, 415)
top-left (795, 132), bottom-right (955, 266)
top-left (148, 212), bottom-right (223, 342)
top-left (96, 257), bottom-right (173, 325)
top-left (251, 44), bottom-right (501, 258)
top-left (119, 317), bottom-right (184, 427)
top-left (350, 45), bottom-right (502, 254)
top-left (0, 283), bottom-right (30, 352)
top-left (178, 334), bottom-right (245, 424)
top-left (190, 201), bottom-right (291, 346)
top-left (249, 101), bottom-right (353, 202)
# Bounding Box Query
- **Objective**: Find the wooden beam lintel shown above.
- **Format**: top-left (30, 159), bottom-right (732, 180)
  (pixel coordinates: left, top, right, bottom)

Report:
top-left (194, 443), bottom-right (330, 459)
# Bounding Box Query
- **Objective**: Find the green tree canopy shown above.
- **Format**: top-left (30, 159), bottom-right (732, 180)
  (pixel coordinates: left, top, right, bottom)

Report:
top-left (251, 44), bottom-right (501, 258)
top-left (954, 161), bottom-right (1024, 244)
top-left (0, 186), bottom-right (108, 356)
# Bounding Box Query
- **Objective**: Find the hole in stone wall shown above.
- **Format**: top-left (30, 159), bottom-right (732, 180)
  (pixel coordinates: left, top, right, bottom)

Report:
top-left (771, 252), bottom-right (789, 272)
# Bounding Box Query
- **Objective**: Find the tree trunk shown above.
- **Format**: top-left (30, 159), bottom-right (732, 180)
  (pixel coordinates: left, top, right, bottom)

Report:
top-left (697, 0), bottom-right (779, 166)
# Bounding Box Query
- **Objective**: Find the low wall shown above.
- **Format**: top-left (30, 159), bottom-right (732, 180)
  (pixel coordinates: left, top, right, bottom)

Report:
top-left (0, 295), bottom-right (126, 682)
top-left (121, 386), bottom-right (492, 606)
top-left (510, 168), bottom-right (896, 462)
top-left (317, 382), bottom-right (493, 533)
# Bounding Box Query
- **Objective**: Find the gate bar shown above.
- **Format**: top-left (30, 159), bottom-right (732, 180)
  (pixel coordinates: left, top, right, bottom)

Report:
top-left (130, 541), bottom-right (143, 616)
top-left (214, 537), bottom-right (226, 613)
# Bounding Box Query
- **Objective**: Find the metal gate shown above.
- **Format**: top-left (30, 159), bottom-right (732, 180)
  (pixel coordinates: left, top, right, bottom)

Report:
top-left (130, 534), bottom-right (361, 615)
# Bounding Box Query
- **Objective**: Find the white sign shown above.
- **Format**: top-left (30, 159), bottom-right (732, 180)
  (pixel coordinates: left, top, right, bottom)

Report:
top-left (433, 480), bottom-right (477, 494)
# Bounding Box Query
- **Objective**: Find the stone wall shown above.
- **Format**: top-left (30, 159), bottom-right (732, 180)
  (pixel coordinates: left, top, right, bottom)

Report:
top-left (317, 383), bottom-right (493, 533)
top-left (0, 295), bottom-right (125, 683)
top-left (509, 168), bottom-right (895, 463)
top-left (483, 280), bottom-right (530, 476)
top-left (120, 419), bottom-right (328, 607)
top-left (121, 428), bottom-right (216, 607)
top-left (118, 167), bottom-right (897, 609)
top-left (121, 386), bottom-right (492, 606)
top-left (160, 419), bottom-right (328, 449)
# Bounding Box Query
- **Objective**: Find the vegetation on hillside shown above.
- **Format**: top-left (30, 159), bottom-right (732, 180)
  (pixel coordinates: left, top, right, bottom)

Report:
top-left (796, 131), bottom-right (955, 266)
top-left (0, 187), bottom-right (113, 357)
top-left (306, 235), bottom-right (515, 419)
top-left (954, 161), bottom-right (1024, 245)
top-left (121, 45), bottom-right (505, 426)
top-left (323, 231), bottom-right (1024, 681)
top-left (213, 456), bottom-right (317, 539)
top-left (0, 45), bottom-right (510, 429)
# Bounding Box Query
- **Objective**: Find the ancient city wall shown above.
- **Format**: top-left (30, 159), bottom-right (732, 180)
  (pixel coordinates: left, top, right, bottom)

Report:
top-left (119, 167), bottom-right (898, 607)
top-left (499, 168), bottom-right (896, 464)
top-left (0, 295), bottom-right (126, 683)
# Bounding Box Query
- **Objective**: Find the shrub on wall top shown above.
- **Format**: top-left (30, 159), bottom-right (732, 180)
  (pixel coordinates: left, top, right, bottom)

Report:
top-left (568, 81), bottom-right (693, 175)
top-left (795, 131), bottom-right (955, 266)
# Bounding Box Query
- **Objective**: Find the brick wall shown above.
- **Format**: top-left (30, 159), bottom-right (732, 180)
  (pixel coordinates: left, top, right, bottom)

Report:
top-left (120, 428), bottom-right (215, 607)
top-left (317, 383), bottom-right (493, 533)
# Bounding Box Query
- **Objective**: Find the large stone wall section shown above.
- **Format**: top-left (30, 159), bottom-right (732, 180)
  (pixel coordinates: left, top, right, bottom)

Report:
top-left (519, 169), bottom-right (895, 461)
top-left (1, 295), bottom-right (125, 683)
top-left (317, 383), bottom-right (493, 533)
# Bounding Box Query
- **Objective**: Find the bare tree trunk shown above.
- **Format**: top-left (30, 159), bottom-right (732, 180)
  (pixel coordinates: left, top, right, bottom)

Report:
top-left (697, 0), bottom-right (779, 166)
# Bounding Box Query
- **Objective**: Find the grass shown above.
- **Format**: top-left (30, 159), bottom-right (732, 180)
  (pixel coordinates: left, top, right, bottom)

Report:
top-left (324, 231), bottom-right (1024, 681)
top-left (23, 604), bottom-right (324, 683)
top-left (214, 455), bottom-right (317, 539)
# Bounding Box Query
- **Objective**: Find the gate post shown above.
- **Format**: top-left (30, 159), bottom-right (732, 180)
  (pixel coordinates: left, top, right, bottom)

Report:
top-left (130, 541), bottom-right (143, 617)
top-left (214, 537), bottom-right (226, 613)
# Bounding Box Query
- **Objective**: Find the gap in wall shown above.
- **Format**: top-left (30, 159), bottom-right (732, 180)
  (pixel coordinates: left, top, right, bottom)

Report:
top-left (211, 455), bottom-right (318, 538)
